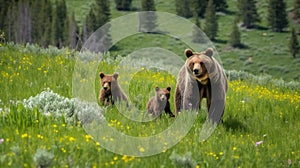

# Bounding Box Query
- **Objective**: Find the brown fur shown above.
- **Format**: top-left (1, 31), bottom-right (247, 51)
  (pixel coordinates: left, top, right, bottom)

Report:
top-left (99, 72), bottom-right (128, 106)
top-left (147, 86), bottom-right (175, 118)
top-left (175, 48), bottom-right (228, 123)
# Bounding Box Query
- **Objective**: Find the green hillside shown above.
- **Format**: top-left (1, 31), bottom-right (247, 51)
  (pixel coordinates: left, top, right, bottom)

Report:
top-left (65, 0), bottom-right (300, 81)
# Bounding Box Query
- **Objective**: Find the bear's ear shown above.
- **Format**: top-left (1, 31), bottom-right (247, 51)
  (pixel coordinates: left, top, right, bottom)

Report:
top-left (204, 48), bottom-right (214, 57)
top-left (185, 49), bottom-right (194, 58)
top-left (166, 86), bottom-right (171, 91)
top-left (99, 72), bottom-right (105, 79)
top-left (155, 86), bottom-right (160, 92)
top-left (113, 73), bottom-right (119, 79)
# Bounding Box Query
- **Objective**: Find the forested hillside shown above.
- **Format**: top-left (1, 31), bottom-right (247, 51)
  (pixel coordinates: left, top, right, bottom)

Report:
top-left (1, 0), bottom-right (299, 81)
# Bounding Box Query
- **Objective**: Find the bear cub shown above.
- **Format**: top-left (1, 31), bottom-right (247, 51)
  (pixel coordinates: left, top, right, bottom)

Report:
top-left (99, 72), bottom-right (128, 106)
top-left (147, 86), bottom-right (175, 118)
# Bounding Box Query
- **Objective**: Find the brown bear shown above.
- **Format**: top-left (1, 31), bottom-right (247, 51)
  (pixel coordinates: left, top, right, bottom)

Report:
top-left (99, 72), bottom-right (128, 106)
top-left (147, 86), bottom-right (175, 118)
top-left (175, 48), bottom-right (227, 123)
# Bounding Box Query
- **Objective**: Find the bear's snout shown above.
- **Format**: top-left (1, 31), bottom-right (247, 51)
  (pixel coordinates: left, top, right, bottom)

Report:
top-left (193, 68), bottom-right (199, 74)
top-left (192, 63), bottom-right (201, 75)
top-left (103, 83), bottom-right (110, 90)
top-left (160, 95), bottom-right (167, 101)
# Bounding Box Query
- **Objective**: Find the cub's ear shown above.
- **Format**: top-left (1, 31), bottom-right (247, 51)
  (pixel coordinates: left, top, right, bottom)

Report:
top-left (99, 72), bottom-right (105, 79)
top-left (155, 86), bottom-right (160, 92)
top-left (113, 73), bottom-right (119, 79)
top-left (166, 86), bottom-right (171, 91)
top-left (185, 49), bottom-right (194, 58)
top-left (204, 48), bottom-right (214, 57)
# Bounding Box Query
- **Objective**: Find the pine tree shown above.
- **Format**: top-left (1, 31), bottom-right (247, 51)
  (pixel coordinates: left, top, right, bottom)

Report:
top-left (229, 19), bottom-right (242, 48)
top-left (42, 1), bottom-right (53, 47)
top-left (289, 27), bottom-right (299, 58)
top-left (204, 0), bottom-right (218, 40)
top-left (68, 12), bottom-right (79, 49)
top-left (32, 0), bottom-right (43, 44)
top-left (32, 0), bottom-right (53, 47)
top-left (237, 0), bottom-right (260, 28)
top-left (51, 7), bottom-right (59, 47)
top-left (51, 0), bottom-right (68, 48)
top-left (139, 0), bottom-right (157, 33)
top-left (15, 0), bottom-right (32, 44)
top-left (293, 0), bottom-right (300, 21)
top-left (0, 0), bottom-right (10, 31)
top-left (95, 0), bottom-right (111, 52)
top-left (5, 1), bottom-right (18, 42)
top-left (175, 0), bottom-right (193, 18)
top-left (115, 0), bottom-right (132, 11)
top-left (192, 15), bottom-right (204, 43)
top-left (85, 6), bottom-right (97, 35)
top-left (214, 0), bottom-right (228, 12)
top-left (193, 0), bottom-right (207, 18)
top-left (81, 0), bottom-right (111, 52)
top-left (267, 0), bottom-right (288, 32)
top-left (95, 0), bottom-right (110, 28)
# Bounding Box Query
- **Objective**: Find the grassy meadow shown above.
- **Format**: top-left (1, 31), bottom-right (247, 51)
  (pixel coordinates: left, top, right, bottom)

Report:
top-left (0, 43), bottom-right (300, 167)
top-left (1, 0), bottom-right (300, 167)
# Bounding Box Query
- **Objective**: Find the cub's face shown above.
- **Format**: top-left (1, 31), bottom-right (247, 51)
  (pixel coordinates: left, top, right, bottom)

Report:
top-left (155, 86), bottom-right (171, 102)
top-left (185, 48), bottom-right (213, 85)
top-left (99, 72), bottom-right (118, 93)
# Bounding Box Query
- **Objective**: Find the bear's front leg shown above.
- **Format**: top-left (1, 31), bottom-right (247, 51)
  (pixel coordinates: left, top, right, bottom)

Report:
top-left (99, 91), bottom-right (106, 106)
top-left (164, 101), bottom-right (175, 117)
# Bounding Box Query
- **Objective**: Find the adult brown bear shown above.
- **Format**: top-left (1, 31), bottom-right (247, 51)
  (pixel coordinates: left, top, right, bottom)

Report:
top-left (175, 48), bottom-right (227, 123)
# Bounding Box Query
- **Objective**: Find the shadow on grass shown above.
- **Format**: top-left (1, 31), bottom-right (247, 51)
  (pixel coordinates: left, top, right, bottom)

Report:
top-left (222, 117), bottom-right (248, 132)
top-left (233, 43), bottom-right (250, 49)
top-left (212, 39), bottom-right (227, 44)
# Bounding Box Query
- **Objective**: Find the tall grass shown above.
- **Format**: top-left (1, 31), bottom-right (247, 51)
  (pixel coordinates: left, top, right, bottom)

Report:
top-left (0, 44), bottom-right (300, 167)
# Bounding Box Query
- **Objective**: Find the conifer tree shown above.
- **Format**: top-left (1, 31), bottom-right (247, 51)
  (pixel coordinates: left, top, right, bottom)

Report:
top-left (32, 0), bottom-right (52, 47)
top-left (81, 0), bottom-right (111, 52)
top-left (85, 6), bottom-right (97, 35)
top-left (43, 1), bottom-right (53, 47)
top-left (95, 0), bottom-right (111, 52)
top-left (5, 1), bottom-right (18, 42)
top-left (192, 15), bottom-right (204, 43)
top-left (15, 0), bottom-right (32, 44)
top-left (68, 13), bottom-right (79, 49)
top-left (190, 0), bottom-right (207, 18)
top-left (95, 0), bottom-right (110, 28)
top-left (175, 0), bottom-right (193, 18)
top-left (237, 0), bottom-right (260, 28)
top-left (139, 0), bottom-right (157, 33)
top-left (204, 0), bottom-right (218, 40)
top-left (214, 0), bottom-right (228, 12)
top-left (51, 0), bottom-right (68, 48)
top-left (115, 0), bottom-right (132, 11)
top-left (32, 0), bottom-right (43, 44)
top-left (267, 0), bottom-right (288, 32)
top-left (293, 0), bottom-right (300, 21)
top-left (0, 0), bottom-right (10, 31)
top-left (229, 19), bottom-right (242, 48)
top-left (289, 27), bottom-right (299, 58)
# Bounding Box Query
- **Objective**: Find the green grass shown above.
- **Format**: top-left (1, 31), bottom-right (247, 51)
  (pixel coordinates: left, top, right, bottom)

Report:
top-left (64, 0), bottom-right (300, 81)
top-left (1, 0), bottom-right (300, 167)
top-left (0, 44), bottom-right (300, 167)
